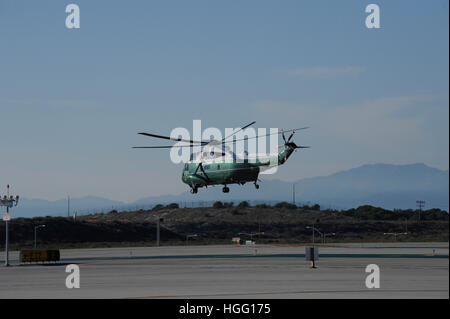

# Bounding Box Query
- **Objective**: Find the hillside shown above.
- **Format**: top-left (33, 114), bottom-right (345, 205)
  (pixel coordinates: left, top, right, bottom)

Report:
top-left (12, 163), bottom-right (449, 218)
top-left (1, 205), bottom-right (448, 249)
top-left (129, 163), bottom-right (450, 211)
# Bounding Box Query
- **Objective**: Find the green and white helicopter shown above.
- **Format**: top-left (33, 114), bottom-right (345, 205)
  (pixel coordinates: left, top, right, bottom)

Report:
top-left (133, 122), bottom-right (309, 194)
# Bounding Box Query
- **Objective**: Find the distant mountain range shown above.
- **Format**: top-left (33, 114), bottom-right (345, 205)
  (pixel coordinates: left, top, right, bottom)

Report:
top-left (8, 163), bottom-right (449, 218)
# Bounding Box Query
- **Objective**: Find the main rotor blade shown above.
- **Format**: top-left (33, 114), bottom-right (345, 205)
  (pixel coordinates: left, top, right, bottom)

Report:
top-left (226, 127), bottom-right (309, 144)
top-left (287, 130), bottom-right (295, 143)
top-left (138, 132), bottom-right (207, 145)
top-left (134, 126), bottom-right (308, 148)
top-left (222, 121), bottom-right (256, 142)
top-left (278, 144), bottom-right (311, 149)
top-left (132, 144), bottom-right (199, 149)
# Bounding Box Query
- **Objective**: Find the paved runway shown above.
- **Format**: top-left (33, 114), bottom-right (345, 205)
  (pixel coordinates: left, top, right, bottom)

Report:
top-left (0, 243), bottom-right (448, 298)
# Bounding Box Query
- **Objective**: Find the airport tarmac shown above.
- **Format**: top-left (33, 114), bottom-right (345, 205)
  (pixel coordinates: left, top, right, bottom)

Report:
top-left (0, 243), bottom-right (448, 299)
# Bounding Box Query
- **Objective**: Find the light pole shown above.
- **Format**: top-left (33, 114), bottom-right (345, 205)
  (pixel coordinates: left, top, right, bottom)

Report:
top-left (186, 234), bottom-right (198, 246)
top-left (383, 232), bottom-right (408, 241)
top-left (34, 225), bottom-right (46, 249)
top-left (306, 226), bottom-right (323, 245)
top-left (305, 225), bottom-right (323, 269)
top-left (323, 232), bottom-right (336, 244)
top-left (156, 218), bottom-right (163, 247)
top-left (0, 185), bottom-right (20, 267)
top-left (238, 232), bottom-right (265, 242)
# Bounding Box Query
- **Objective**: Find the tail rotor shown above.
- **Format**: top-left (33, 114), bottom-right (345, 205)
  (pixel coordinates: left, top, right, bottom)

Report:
top-left (279, 129), bottom-right (310, 151)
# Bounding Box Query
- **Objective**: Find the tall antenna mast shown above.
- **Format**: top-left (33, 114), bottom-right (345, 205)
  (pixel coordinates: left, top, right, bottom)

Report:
top-left (416, 200), bottom-right (425, 221)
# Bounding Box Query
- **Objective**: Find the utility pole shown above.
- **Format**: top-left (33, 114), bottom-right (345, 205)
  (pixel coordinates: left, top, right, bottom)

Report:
top-left (416, 200), bottom-right (425, 221)
top-left (293, 183), bottom-right (295, 205)
top-left (292, 182), bottom-right (300, 205)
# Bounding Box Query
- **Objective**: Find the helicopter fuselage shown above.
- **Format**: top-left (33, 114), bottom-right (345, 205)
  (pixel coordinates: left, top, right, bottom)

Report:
top-left (133, 121), bottom-right (308, 194)
top-left (182, 161), bottom-right (261, 187)
top-left (181, 144), bottom-right (296, 192)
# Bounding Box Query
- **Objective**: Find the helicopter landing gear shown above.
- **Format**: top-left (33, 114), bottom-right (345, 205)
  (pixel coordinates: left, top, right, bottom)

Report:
top-left (222, 186), bottom-right (230, 193)
top-left (254, 182), bottom-right (259, 189)
top-left (190, 187), bottom-right (198, 194)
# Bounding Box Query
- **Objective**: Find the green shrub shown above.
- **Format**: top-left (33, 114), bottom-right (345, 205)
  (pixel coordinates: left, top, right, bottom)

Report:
top-left (274, 202), bottom-right (297, 209)
top-left (152, 204), bottom-right (164, 211)
top-left (238, 201), bottom-right (250, 208)
top-left (213, 201), bottom-right (224, 209)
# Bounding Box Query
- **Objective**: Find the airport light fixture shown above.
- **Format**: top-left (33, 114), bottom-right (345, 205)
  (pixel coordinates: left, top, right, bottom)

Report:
top-left (306, 227), bottom-right (334, 244)
top-left (306, 225), bottom-right (333, 245)
top-left (306, 226), bottom-right (321, 245)
top-left (34, 225), bottom-right (46, 249)
top-left (383, 232), bottom-right (408, 241)
top-left (238, 232), bottom-right (265, 242)
top-left (0, 185), bottom-right (20, 267)
top-left (323, 232), bottom-right (336, 244)
top-left (186, 234), bottom-right (198, 246)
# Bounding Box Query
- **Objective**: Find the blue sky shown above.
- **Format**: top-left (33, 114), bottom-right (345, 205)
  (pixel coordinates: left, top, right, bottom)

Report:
top-left (0, 0), bottom-right (448, 201)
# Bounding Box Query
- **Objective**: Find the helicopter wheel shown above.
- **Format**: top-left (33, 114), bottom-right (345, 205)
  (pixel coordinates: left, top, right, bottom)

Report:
top-left (190, 187), bottom-right (198, 194)
top-left (222, 186), bottom-right (230, 193)
top-left (254, 182), bottom-right (259, 189)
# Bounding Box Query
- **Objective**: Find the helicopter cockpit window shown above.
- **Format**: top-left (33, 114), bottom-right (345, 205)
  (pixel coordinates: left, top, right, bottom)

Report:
top-left (206, 151), bottom-right (225, 158)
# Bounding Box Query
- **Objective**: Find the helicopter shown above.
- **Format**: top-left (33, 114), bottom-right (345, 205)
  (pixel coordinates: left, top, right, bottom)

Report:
top-left (133, 121), bottom-right (309, 194)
